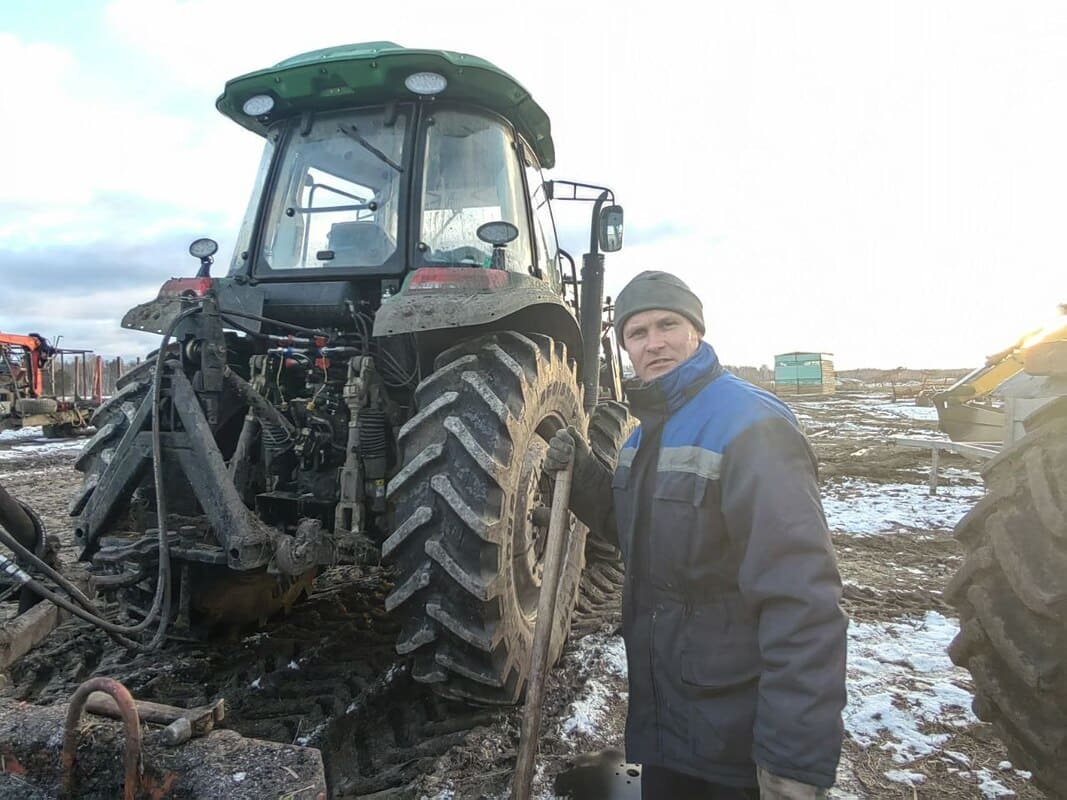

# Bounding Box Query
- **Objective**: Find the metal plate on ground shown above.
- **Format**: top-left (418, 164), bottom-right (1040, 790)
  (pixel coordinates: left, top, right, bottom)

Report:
top-left (554, 750), bottom-right (642, 799)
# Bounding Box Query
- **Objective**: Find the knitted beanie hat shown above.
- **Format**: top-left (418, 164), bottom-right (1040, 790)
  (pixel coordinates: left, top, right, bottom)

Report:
top-left (613, 270), bottom-right (705, 338)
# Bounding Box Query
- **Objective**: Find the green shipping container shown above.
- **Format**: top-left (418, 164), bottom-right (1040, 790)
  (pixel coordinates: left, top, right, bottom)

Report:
top-left (773, 352), bottom-right (835, 395)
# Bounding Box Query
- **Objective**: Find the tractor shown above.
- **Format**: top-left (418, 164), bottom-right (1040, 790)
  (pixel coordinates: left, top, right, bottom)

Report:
top-left (67, 42), bottom-right (632, 705)
top-left (945, 316), bottom-right (1067, 795)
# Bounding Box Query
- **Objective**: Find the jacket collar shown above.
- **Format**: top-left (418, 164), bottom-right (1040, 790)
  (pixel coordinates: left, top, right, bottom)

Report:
top-left (626, 342), bottom-right (722, 420)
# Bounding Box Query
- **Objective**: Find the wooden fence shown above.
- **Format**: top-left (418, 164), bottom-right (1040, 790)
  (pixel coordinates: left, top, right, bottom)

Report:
top-left (40, 353), bottom-right (141, 402)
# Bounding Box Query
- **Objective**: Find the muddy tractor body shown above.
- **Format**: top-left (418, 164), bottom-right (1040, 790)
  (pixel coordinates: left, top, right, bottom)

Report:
top-left (72, 42), bottom-right (627, 704)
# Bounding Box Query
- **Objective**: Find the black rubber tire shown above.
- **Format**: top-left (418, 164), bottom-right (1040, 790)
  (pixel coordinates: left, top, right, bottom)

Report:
top-left (946, 396), bottom-right (1067, 796)
top-left (581, 401), bottom-right (637, 590)
top-left (68, 380), bottom-right (149, 521)
top-left (14, 398), bottom-right (57, 415)
top-left (42, 423), bottom-right (78, 439)
top-left (385, 332), bottom-right (586, 704)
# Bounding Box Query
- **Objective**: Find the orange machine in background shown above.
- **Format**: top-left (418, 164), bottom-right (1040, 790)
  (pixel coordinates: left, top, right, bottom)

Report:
top-left (0, 332), bottom-right (100, 437)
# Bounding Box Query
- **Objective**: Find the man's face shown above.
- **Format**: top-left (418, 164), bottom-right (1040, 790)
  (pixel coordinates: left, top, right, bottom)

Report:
top-left (622, 309), bottom-right (701, 382)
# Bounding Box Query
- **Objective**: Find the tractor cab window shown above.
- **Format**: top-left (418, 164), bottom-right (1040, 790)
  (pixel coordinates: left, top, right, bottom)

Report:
top-left (524, 150), bottom-right (561, 293)
top-left (418, 110), bottom-right (533, 272)
top-left (229, 127), bottom-right (278, 274)
top-left (260, 107), bottom-right (408, 272)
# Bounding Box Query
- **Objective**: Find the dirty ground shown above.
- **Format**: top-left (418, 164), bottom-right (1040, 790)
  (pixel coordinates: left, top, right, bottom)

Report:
top-left (0, 393), bottom-right (1045, 799)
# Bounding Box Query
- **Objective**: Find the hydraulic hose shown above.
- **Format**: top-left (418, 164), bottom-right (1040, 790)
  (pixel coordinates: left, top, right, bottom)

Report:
top-left (218, 308), bottom-right (328, 339)
top-left (0, 504), bottom-right (98, 613)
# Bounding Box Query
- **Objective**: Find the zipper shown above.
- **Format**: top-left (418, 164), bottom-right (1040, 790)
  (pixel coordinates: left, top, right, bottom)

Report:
top-left (649, 606), bottom-right (662, 753)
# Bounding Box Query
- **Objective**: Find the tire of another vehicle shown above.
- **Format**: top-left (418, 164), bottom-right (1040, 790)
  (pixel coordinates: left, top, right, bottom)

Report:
top-left (14, 398), bottom-right (57, 415)
top-left (42, 423), bottom-right (77, 439)
top-left (582, 401), bottom-right (637, 588)
top-left (946, 396), bottom-right (1067, 796)
top-left (385, 332), bottom-right (587, 704)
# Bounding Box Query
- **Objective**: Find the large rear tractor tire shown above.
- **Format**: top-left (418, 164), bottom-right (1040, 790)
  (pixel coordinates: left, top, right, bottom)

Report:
top-left (579, 401), bottom-right (636, 599)
top-left (385, 332), bottom-right (586, 704)
top-left (68, 380), bottom-right (150, 520)
top-left (946, 397), bottom-right (1067, 796)
top-left (14, 398), bottom-right (57, 415)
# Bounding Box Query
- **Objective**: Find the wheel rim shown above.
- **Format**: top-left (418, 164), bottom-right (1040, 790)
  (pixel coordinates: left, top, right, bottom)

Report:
top-left (512, 437), bottom-right (549, 622)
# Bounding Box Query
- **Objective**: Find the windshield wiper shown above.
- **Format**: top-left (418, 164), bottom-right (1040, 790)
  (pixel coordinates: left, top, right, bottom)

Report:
top-left (338, 124), bottom-right (403, 173)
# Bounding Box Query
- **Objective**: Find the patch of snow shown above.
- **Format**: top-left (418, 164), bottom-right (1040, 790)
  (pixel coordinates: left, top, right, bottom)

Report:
top-left (846, 611), bottom-right (976, 763)
top-left (0, 427), bottom-right (45, 441)
top-left (295, 722), bottom-right (325, 747)
top-left (557, 633), bottom-right (628, 744)
top-left (561, 679), bottom-right (612, 737)
top-left (943, 750), bottom-right (972, 767)
top-left (997, 761), bottom-right (1012, 771)
top-left (973, 768), bottom-right (1015, 798)
top-left (822, 478), bottom-right (982, 535)
top-left (232, 772), bottom-right (247, 783)
top-left (872, 403), bottom-right (940, 422)
top-left (287, 660), bottom-right (299, 670)
top-left (885, 769), bottom-right (925, 786)
top-left (0, 438), bottom-right (85, 460)
top-left (249, 677), bottom-right (262, 689)
top-left (421, 789), bottom-right (454, 800)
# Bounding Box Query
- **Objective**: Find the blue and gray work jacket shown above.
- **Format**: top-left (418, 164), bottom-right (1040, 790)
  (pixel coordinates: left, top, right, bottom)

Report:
top-left (579, 342), bottom-right (847, 788)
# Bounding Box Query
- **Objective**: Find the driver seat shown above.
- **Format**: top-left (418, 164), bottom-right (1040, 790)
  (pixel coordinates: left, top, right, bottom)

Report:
top-left (326, 222), bottom-right (394, 266)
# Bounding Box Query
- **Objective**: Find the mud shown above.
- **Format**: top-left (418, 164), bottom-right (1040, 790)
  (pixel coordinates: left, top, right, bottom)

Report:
top-left (0, 396), bottom-right (1049, 799)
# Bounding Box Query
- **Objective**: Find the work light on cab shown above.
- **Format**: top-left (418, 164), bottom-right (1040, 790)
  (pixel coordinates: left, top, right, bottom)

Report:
top-left (241, 94), bottom-right (275, 116)
top-left (404, 72), bottom-right (447, 95)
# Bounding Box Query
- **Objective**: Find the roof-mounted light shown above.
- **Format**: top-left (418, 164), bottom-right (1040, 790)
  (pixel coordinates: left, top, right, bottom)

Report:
top-left (404, 72), bottom-right (447, 96)
top-left (242, 94), bottom-right (275, 116)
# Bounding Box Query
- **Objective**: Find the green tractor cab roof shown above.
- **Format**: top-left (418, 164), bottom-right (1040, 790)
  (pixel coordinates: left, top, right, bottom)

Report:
top-left (216, 41), bottom-right (555, 168)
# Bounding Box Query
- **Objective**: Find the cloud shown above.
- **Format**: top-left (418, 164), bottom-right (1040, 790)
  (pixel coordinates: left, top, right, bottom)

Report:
top-left (0, 234), bottom-right (220, 357)
top-left (3, 2), bottom-right (1066, 368)
top-left (0, 31), bottom-right (261, 250)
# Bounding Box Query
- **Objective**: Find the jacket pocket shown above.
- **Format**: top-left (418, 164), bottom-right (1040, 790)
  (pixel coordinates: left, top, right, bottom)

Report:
top-left (680, 629), bottom-right (761, 763)
top-left (648, 471), bottom-right (714, 591)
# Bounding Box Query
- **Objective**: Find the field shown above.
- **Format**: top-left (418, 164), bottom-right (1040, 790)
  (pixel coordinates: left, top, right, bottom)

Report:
top-left (0, 392), bottom-right (1046, 799)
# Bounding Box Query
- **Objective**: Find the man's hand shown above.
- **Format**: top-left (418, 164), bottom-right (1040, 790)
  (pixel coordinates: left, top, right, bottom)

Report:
top-left (543, 425), bottom-right (617, 542)
top-left (544, 426), bottom-right (589, 475)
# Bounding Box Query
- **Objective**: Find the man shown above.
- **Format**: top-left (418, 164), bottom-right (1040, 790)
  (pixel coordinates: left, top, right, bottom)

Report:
top-left (546, 271), bottom-right (847, 799)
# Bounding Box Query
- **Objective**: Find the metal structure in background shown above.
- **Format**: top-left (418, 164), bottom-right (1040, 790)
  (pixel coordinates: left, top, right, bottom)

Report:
top-left (931, 304), bottom-right (1067, 442)
top-left (0, 333), bottom-right (113, 436)
top-left (43, 352), bottom-right (135, 401)
top-left (773, 351), bottom-right (836, 396)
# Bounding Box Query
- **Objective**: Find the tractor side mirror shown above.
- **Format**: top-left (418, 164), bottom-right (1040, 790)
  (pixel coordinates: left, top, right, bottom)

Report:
top-left (598, 205), bottom-right (624, 252)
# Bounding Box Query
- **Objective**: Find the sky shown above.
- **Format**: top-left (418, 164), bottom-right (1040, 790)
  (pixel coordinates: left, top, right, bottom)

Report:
top-left (2, 1), bottom-right (1067, 369)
